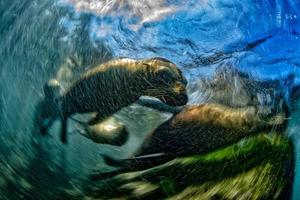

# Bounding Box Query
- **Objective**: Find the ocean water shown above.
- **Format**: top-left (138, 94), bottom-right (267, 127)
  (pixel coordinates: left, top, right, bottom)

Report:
top-left (0, 0), bottom-right (300, 199)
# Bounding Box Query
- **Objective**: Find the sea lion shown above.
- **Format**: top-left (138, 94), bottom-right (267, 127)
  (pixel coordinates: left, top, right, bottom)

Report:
top-left (34, 57), bottom-right (188, 143)
top-left (97, 103), bottom-right (285, 176)
top-left (133, 104), bottom-right (285, 157)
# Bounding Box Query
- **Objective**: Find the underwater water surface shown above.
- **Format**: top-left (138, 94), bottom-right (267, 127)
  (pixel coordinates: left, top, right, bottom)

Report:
top-left (1, 0), bottom-right (300, 199)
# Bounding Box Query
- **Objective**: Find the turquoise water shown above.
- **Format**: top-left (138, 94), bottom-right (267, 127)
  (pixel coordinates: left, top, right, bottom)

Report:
top-left (0, 0), bottom-right (300, 199)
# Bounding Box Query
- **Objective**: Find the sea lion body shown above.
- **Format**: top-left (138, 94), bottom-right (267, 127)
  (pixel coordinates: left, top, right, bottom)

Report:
top-left (133, 103), bottom-right (285, 157)
top-left (60, 59), bottom-right (146, 117)
top-left (35, 57), bottom-right (188, 143)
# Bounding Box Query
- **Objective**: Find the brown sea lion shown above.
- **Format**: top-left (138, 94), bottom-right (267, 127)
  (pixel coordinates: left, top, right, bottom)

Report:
top-left (133, 104), bottom-right (285, 157)
top-left (98, 103), bottom-right (285, 175)
top-left (34, 57), bottom-right (188, 143)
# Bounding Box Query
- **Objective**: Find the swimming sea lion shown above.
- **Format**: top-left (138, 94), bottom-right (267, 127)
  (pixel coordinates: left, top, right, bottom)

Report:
top-left (98, 103), bottom-right (285, 175)
top-left (133, 104), bottom-right (285, 157)
top-left (34, 57), bottom-right (188, 143)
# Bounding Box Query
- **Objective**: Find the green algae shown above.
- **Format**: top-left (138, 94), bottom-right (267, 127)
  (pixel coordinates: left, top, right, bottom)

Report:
top-left (86, 133), bottom-right (294, 200)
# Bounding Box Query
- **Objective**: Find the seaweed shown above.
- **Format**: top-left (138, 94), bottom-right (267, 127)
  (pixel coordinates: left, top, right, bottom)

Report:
top-left (85, 133), bottom-right (294, 200)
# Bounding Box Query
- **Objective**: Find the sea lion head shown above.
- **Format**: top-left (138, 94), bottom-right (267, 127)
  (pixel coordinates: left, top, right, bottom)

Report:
top-left (142, 57), bottom-right (188, 106)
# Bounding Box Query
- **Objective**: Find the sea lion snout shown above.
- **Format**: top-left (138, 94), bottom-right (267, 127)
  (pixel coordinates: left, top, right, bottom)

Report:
top-left (166, 81), bottom-right (188, 106)
top-left (145, 80), bottom-right (188, 106)
top-left (162, 92), bottom-right (188, 106)
top-left (173, 81), bottom-right (186, 93)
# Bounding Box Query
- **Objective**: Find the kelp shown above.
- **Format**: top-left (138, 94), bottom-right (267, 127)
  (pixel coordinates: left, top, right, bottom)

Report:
top-left (85, 133), bottom-right (294, 200)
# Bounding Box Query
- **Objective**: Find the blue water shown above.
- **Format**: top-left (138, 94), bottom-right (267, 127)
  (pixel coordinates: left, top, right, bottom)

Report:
top-left (1, 0), bottom-right (300, 199)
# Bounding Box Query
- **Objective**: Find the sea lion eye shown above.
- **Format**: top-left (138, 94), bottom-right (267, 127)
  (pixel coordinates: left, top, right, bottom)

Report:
top-left (157, 68), bottom-right (175, 84)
